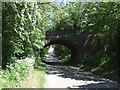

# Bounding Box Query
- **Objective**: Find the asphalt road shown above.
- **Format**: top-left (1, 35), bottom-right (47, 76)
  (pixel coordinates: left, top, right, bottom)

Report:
top-left (44, 52), bottom-right (119, 89)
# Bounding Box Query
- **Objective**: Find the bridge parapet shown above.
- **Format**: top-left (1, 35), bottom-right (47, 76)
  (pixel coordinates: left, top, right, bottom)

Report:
top-left (46, 30), bottom-right (83, 42)
top-left (46, 34), bottom-right (74, 41)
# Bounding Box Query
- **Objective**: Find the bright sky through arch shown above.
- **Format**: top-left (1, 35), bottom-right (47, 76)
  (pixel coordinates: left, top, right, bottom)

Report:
top-left (48, 46), bottom-right (54, 53)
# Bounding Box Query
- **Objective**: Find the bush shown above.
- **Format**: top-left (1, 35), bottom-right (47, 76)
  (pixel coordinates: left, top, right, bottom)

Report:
top-left (2, 2), bottom-right (48, 68)
top-left (0, 58), bottom-right (35, 89)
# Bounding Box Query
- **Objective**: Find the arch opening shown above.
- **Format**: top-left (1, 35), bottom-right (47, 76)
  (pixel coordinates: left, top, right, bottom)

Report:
top-left (41, 39), bottom-right (83, 65)
top-left (42, 44), bottom-right (72, 64)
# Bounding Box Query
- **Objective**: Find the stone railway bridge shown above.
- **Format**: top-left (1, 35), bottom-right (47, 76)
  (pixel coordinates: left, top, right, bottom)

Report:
top-left (43, 30), bottom-right (98, 64)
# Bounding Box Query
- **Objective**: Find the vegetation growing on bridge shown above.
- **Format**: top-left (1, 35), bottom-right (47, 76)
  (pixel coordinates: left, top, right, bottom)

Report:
top-left (52, 2), bottom-right (120, 81)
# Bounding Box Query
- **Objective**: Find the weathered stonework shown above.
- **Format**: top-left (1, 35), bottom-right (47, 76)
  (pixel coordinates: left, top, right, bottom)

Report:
top-left (44, 30), bottom-right (98, 64)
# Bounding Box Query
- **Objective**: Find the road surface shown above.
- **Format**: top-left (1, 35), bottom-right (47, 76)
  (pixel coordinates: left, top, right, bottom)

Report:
top-left (44, 52), bottom-right (119, 89)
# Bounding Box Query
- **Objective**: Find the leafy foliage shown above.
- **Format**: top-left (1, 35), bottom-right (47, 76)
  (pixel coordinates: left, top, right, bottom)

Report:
top-left (0, 58), bottom-right (35, 89)
top-left (2, 1), bottom-right (120, 83)
top-left (54, 45), bottom-right (71, 62)
top-left (2, 2), bottom-right (51, 68)
top-left (1, 2), bottom-right (51, 88)
top-left (52, 2), bottom-right (119, 80)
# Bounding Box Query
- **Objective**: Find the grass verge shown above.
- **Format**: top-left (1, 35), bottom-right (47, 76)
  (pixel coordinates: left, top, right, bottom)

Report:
top-left (39, 66), bottom-right (46, 88)
top-left (15, 63), bottom-right (46, 88)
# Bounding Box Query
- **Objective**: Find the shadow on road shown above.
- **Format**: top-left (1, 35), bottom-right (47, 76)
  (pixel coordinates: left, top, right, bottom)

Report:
top-left (42, 60), bottom-right (64, 65)
top-left (45, 62), bottom-right (110, 82)
top-left (67, 83), bottom-right (119, 89)
top-left (44, 53), bottom-right (119, 88)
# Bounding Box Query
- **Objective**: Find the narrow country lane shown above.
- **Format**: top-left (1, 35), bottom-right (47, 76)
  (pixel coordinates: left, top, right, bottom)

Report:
top-left (44, 52), bottom-right (119, 88)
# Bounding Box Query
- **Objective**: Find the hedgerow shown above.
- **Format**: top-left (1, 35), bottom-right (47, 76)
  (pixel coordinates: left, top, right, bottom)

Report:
top-left (1, 2), bottom-right (52, 89)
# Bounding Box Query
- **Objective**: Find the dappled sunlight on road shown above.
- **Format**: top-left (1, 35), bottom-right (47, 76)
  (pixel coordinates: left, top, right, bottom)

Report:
top-left (44, 53), bottom-right (119, 88)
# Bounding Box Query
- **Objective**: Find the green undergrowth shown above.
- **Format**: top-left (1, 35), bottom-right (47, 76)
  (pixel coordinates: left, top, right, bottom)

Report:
top-left (75, 50), bottom-right (119, 82)
top-left (0, 58), bottom-right (46, 89)
top-left (35, 62), bottom-right (46, 88)
top-left (76, 62), bottom-right (119, 82)
top-left (0, 58), bottom-right (35, 89)
top-left (54, 45), bottom-right (71, 63)
top-left (39, 68), bottom-right (46, 88)
top-left (17, 64), bottom-right (46, 88)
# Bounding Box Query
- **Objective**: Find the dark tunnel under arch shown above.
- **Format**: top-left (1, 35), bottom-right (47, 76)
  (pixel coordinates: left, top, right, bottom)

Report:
top-left (41, 39), bottom-right (82, 64)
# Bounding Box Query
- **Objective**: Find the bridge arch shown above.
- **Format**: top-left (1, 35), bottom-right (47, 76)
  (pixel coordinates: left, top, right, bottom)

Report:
top-left (43, 39), bottom-right (83, 64)
top-left (41, 30), bottom-right (98, 64)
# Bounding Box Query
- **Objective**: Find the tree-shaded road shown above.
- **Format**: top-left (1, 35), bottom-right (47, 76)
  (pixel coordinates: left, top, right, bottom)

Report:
top-left (44, 53), bottom-right (119, 88)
